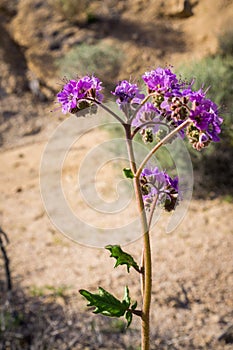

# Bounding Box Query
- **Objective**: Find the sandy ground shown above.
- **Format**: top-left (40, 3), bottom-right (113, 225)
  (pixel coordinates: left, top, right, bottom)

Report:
top-left (0, 114), bottom-right (232, 349)
top-left (0, 0), bottom-right (233, 348)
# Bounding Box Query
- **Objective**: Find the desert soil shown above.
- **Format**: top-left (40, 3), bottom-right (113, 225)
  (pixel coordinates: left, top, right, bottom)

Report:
top-left (0, 0), bottom-right (233, 349)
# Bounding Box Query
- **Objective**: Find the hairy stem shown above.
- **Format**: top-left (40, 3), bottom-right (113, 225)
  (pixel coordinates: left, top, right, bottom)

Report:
top-left (99, 103), bottom-right (125, 125)
top-left (125, 124), bottom-right (152, 350)
top-left (148, 194), bottom-right (158, 230)
top-left (136, 119), bottom-right (191, 177)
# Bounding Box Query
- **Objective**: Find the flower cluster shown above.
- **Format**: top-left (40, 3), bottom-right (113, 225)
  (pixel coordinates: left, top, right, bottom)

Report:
top-left (111, 67), bottom-right (223, 150)
top-left (56, 68), bottom-right (223, 151)
top-left (140, 166), bottom-right (179, 212)
top-left (142, 67), bottom-right (182, 95)
top-left (111, 80), bottom-right (145, 107)
top-left (57, 75), bottom-right (103, 115)
top-left (185, 89), bottom-right (223, 149)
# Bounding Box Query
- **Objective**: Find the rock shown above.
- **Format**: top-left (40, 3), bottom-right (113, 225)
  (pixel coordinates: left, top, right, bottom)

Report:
top-left (10, 0), bottom-right (59, 92)
top-left (159, 0), bottom-right (196, 18)
top-left (218, 325), bottom-right (233, 344)
top-left (23, 126), bottom-right (42, 137)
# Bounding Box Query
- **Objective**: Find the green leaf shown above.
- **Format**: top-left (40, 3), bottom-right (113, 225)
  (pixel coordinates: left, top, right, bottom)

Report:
top-left (123, 286), bottom-right (131, 307)
top-left (80, 286), bottom-right (139, 329)
top-left (125, 310), bottom-right (133, 328)
top-left (123, 168), bottom-right (134, 179)
top-left (131, 300), bottom-right (137, 310)
top-left (105, 245), bottom-right (140, 273)
top-left (79, 287), bottom-right (129, 318)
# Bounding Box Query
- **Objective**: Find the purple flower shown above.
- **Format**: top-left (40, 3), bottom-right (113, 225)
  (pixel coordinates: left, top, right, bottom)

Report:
top-left (57, 75), bottom-right (103, 115)
top-left (142, 67), bottom-right (182, 95)
top-left (164, 173), bottom-right (179, 192)
top-left (140, 166), bottom-right (179, 211)
top-left (141, 72), bottom-right (223, 147)
top-left (187, 89), bottom-right (223, 142)
top-left (141, 167), bottom-right (166, 190)
top-left (57, 80), bottom-right (79, 114)
top-left (112, 80), bottom-right (145, 106)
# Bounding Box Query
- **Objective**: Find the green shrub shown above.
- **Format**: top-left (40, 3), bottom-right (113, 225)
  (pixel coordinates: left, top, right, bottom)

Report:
top-left (51, 0), bottom-right (95, 24)
top-left (57, 42), bottom-right (122, 90)
top-left (218, 27), bottom-right (233, 57)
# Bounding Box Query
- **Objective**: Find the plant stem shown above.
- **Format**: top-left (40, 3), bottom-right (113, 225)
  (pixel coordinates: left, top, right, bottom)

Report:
top-left (148, 194), bottom-right (158, 230)
top-left (124, 124), bottom-right (152, 350)
top-left (141, 224), bottom-right (152, 350)
top-left (136, 118), bottom-right (191, 177)
top-left (97, 101), bottom-right (125, 125)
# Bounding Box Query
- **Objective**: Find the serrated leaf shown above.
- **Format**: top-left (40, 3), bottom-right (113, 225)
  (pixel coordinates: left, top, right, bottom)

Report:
top-left (79, 287), bottom-right (129, 318)
top-left (125, 310), bottom-right (133, 328)
top-left (123, 168), bottom-right (134, 179)
top-left (105, 245), bottom-right (140, 273)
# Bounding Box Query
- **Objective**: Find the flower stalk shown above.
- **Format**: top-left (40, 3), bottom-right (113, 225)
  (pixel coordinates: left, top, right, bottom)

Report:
top-left (136, 118), bottom-right (191, 178)
top-left (125, 124), bottom-right (152, 349)
top-left (55, 67), bottom-right (223, 350)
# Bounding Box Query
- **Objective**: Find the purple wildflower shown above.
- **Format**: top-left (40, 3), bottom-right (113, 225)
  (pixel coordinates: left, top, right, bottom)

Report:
top-left (140, 67), bottom-right (223, 148)
top-left (140, 166), bottom-right (179, 211)
top-left (112, 80), bottom-right (145, 106)
top-left (164, 173), bottom-right (179, 192)
top-left (57, 80), bottom-right (79, 114)
top-left (142, 67), bottom-right (182, 95)
top-left (141, 167), bottom-right (166, 191)
top-left (57, 75), bottom-right (103, 115)
top-left (188, 89), bottom-right (222, 141)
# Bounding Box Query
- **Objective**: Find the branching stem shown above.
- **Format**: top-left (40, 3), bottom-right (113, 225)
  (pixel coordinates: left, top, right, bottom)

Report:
top-left (136, 118), bottom-right (191, 177)
top-left (88, 98), bottom-right (126, 125)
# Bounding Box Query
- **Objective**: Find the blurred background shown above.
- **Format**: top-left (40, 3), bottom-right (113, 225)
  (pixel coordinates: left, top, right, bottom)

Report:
top-left (0, 1), bottom-right (233, 349)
